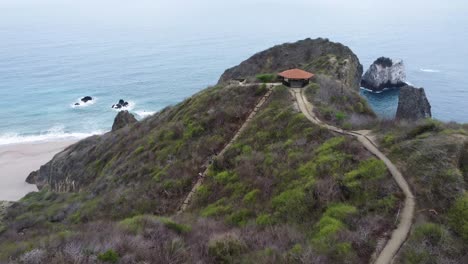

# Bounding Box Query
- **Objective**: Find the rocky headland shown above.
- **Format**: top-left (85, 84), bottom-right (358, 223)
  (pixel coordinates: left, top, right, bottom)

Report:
top-left (112, 110), bottom-right (137, 131)
top-left (219, 37), bottom-right (363, 90)
top-left (361, 57), bottom-right (406, 91)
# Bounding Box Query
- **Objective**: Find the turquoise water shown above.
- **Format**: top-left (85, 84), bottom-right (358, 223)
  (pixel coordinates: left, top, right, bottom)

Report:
top-left (1, 1), bottom-right (467, 145)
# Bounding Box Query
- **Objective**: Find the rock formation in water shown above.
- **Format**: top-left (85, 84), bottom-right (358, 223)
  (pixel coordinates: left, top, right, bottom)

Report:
top-left (361, 57), bottom-right (406, 91)
top-left (112, 99), bottom-right (130, 109)
top-left (396, 85), bottom-right (432, 120)
top-left (218, 38), bottom-right (363, 90)
top-left (112, 110), bottom-right (137, 131)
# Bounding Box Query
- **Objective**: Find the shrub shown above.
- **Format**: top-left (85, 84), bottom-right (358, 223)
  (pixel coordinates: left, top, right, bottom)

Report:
top-left (214, 171), bottom-right (238, 184)
top-left (255, 213), bottom-right (274, 227)
top-left (201, 200), bottom-right (232, 217)
top-left (323, 203), bottom-right (357, 220)
top-left (97, 249), bottom-right (119, 263)
top-left (208, 233), bottom-right (246, 263)
top-left (335, 112), bottom-right (347, 123)
top-left (119, 214), bottom-right (149, 234)
top-left (448, 193), bottom-right (468, 242)
top-left (243, 189), bottom-right (260, 204)
top-left (272, 188), bottom-right (307, 221)
top-left (225, 209), bottom-right (252, 226)
top-left (256, 73), bottom-right (276, 83)
top-left (159, 217), bottom-right (192, 234)
top-left (344, 158), bottom-right (387, 189)
top-left (407, 120), bottom-right (441, 139)
top-left (134, 146), bottom-right (145, 155)
top-left (413, 223), bottom-right (444, 245)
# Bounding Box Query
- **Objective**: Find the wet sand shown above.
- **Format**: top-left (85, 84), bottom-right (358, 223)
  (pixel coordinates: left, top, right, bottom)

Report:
top-left (0, 140), bottom-right (77, 201)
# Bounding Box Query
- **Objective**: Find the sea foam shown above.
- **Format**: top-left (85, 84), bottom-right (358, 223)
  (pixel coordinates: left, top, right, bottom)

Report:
top-left (135, 110), bottom-right (156, 118)
top-left (0, 127), bottom-right (104, 146)
top-left (420, 68), bottom-right (441, 73)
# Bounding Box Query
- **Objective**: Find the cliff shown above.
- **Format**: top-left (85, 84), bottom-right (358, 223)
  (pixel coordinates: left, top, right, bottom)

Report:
top-left (361, 57), bottom-right (406, 91)
top-left (219, 38), bottom-right (363, 90)
top-left (396, 85), bottom-right (432, 120)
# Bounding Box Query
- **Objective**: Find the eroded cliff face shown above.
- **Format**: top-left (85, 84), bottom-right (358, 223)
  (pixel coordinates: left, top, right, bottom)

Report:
top-left (361, 57), bottom-right (406, 91)
top-left (396, 85), bottom-right (432, 120)
top-left (218, 38), bottom-right (363, 90)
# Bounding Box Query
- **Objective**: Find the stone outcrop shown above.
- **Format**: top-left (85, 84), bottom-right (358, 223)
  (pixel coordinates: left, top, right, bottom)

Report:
top-left (218, 38), bottom-right (363, 90)
top-left (361, 57), bottom-right (406, 91)
top-left (112, 99), bottom-right (130, 109)
top-left (396, 85), bottom-right (432, 120)
top-left (112, 110), bottom-right (137, 131)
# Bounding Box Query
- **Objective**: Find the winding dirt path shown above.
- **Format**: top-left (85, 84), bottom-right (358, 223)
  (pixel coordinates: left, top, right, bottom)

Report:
top-left (177, 85), bottom-right (275, 214)
top-left (290, 88), bottom-right (415, 264)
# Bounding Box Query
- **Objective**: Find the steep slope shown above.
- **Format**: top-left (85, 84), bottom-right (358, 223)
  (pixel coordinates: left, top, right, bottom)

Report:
top-left (218, 38), bottom-right (363, 90)
top-left (376, 121), bottom-right (468, 263)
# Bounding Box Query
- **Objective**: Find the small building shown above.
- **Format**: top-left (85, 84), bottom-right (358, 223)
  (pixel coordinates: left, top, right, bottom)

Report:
top-left (277, 69), bottom-right (314, 88)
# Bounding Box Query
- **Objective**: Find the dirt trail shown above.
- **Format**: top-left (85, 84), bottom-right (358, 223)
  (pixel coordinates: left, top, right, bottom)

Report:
top-left (177, 86), bottom-right (274, 214)
top-left (290, 88), bottom-right (415, 264)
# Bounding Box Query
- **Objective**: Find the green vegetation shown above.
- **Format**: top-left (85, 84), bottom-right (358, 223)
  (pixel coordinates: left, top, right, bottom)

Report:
top-left (448, 193), bottom-right (468, 242)
top-left (208, 233), bottom-right (246, 263)
top-left (255, 73), bottom-right (276, 83)
top-left (378, 120), bottom-right (468, 263)
top-left (304, 75), bottom-right (375, 129)
top-left (98, 250), bottom-right (119, 263)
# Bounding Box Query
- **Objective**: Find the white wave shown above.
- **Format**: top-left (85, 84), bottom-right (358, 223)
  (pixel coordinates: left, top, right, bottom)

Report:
top-left (0, 127), bottom-right (104, 146)
top-left (360, 87), bottom-right (383, 94)
top-left (71, 97), bottom-right (97, 108)
top-left (112, 101), bottom-right (135, 112)
top-left (135, 110), bottom-right (156, 118)
top-left (420, 68), bottom-right (440, 73)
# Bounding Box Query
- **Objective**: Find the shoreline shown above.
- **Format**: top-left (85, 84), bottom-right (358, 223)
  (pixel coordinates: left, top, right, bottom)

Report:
top-left (0, 140), bottom-right (78, 201)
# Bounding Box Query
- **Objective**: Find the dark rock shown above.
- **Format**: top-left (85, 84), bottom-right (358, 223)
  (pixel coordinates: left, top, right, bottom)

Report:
top-left (396, 85), bottom-right (432, 120)
top-left (361, 57), bottom-right (406, 91)
top-left (218, 38), bottom-right (363, 90)
top-left (81, 96), bottom-right (93, 103)
top-left (74, 103), bottom-right (80, 106)
top-left (112, 110), bottom-right (137, 131)
top-left (112, 100), bottom-right (129, 109)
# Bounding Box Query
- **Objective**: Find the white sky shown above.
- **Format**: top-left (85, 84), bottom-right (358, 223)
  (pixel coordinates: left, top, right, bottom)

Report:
top-left (0, 0), bottom-right (466, 31)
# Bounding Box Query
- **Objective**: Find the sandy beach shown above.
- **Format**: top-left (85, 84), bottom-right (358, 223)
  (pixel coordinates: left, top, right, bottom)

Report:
top-left (0, 140), bottom-right (77, 201)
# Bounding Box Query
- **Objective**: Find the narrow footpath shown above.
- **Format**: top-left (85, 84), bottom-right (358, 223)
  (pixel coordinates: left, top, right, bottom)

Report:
top-left (177, 85), bottom-right (275, 214)
top-left (290, 88), bottom-right (415, 264)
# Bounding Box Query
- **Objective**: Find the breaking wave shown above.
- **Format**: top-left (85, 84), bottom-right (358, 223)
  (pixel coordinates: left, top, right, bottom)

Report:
top-left (0, 126), bottom-right (104, 146)
top-left (420, 68), bottom-right (440, 73)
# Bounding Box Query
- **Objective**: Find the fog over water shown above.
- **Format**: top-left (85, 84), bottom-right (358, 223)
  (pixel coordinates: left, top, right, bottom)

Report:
top-left (1, 0), bottom-right (467, 144)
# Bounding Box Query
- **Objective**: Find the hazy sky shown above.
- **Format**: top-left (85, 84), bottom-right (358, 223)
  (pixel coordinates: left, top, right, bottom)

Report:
top-left (2, 0), bottom-right (466, 28)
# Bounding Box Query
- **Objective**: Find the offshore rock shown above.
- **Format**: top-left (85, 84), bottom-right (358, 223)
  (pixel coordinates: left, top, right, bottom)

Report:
top-left (396, 85), bottom-right (432, 120)
top-left (361, 57), bottom-right (406, 91)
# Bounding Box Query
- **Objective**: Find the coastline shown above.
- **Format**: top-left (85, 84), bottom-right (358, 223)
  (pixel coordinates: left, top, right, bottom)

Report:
top-left (0, 140), bottom-right (78, 201)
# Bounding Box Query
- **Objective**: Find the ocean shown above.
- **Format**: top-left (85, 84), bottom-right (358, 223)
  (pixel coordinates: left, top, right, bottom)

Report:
top-left (1, 1), bottom-right (467, 145)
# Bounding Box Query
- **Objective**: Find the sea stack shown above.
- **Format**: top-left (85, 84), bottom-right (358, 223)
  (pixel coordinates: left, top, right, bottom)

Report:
top-left (396, 85), bottom-right (432, 120)
top-left (361, 57), bottom-right (406, 91)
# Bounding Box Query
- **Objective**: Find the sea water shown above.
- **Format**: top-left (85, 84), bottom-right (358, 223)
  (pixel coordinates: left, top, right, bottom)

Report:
top-left (1, 1), bottom-right (467, 145)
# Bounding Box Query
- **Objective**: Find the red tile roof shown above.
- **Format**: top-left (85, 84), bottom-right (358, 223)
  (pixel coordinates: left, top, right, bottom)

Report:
top-left (278, 69), bottom-right (314, 80)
